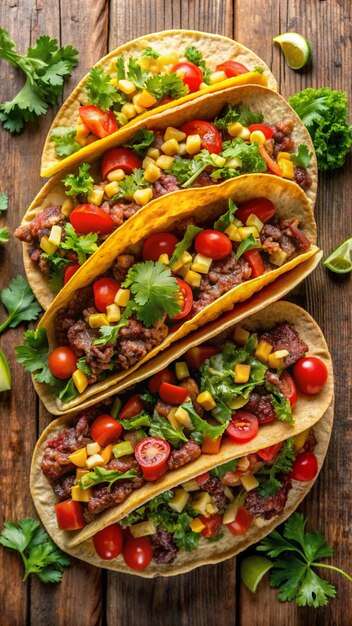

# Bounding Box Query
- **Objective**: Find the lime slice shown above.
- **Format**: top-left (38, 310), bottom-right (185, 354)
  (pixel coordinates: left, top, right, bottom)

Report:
top-left (0, 347), bottom-right (11, 392)
top-left (240, 555), bottom-right (273, 593)
top-left (323, 237), bottom-right (352, 274)
top-left (273, 32), bottom-right (311, 69)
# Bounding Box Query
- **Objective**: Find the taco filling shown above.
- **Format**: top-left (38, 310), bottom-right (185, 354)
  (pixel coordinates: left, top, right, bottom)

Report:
top-left (16, 103), bottom-right (313, 288)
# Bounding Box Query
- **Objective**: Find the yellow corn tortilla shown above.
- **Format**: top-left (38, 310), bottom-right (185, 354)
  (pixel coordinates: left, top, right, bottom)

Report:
top-left (41, 29), bottom-right (277, 177)
top-left (32, 175), bottom-right (319, 412)
top-left (30, 301), bottom-right (334, 552)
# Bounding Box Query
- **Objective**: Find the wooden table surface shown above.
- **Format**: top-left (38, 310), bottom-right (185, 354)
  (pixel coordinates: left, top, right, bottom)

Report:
top-left (0, 1), bottom-right (351, 624)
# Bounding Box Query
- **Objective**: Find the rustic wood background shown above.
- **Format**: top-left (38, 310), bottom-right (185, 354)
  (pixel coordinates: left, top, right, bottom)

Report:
top-left (0, 1), bottom-right (351, 624)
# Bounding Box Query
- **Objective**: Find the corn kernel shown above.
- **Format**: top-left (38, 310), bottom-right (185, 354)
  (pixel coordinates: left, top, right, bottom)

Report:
top-left (234, 363), bottom-right (251, 383)
top-left (87, 186), bottom-right (105, 206)
top-left (100, 444), bottom-right (113, 465)
top-left (225, 223), bottom-right (242, 242)
top-left (133, 103), bottom-right (147, 115)
top-left (144, 163), bottom-right (161, 183)
top-left (136, 89), bottom-right (157, 108)
top-left (158, 253), bottom-right (169, 265)
top-left (104, 181), bottom-right (120, 198)
top-left (174, 406), bottom-right (193, 429)
top-left (157, 53), bottom-right (179, 69)
top-left (175, 361), bottom-right (190, 380)
top-left (268, 349), bottom-right (289, 369)
top-left (255, 340), bottom-right (273, 363)
top-left (88, 313), bottom-right (110, 328)
top-left (114, 288), bottom-right (130, 307)
top-left (250, 130), bottom-right (266, 145)
top-left (106, 303), bottom-right (121, 323)
top-left (233, 327), bottom-right (250, 345)
top-left (240, 474), bottom-right (259, 491)
top-left (166, 407), bottom-right (181, 429)
top-left (190, 518), bottom-right (206, 533)
top-left (191, 253), bottom-right (212, 274)
top-left (61, 198), bottom-right (74, 218)
top-left (75, 123), bottom-right (90, 144)
top-left (269, 249), bottom-right (288, 266)
top-left (176, 264), bottom-right (192, 278)
top-left (278, 158), bottom-right (294, 179)
top-left (164, 126), bottom-right (186, 142)
top-left (121, 103), bottom-right (137, 120)
top-left (155, 155), bottom-right (174, 170)
top-left (86, 454), bottom-right (105, 469)
top-left (87, 442), bottom-right (101, 456)
top-left (238, 226), bottom-right (260, 239)
top-left (178, 142), bottom-right (187, 156)
top-left (277, 152), bottom-right (291, 161)
top-left (48, 225), bottom-right (62, 247)
top-left (107, 168), bottom-right (126, 182)
top-left (209, 70), bottom-right (227, 84)
top-left (118, 79), bottom-right (136, 95)
top-left (239, 127), bottom-right (251, 140)
top-left (186, 134), bottom-right (201, 155)
top-left (180, 251), bottom-right (193, 265)
top-left (184, 269), bottom-right (202, 288)
top-left (161, 138), bottom-right (179, 156)
top-left (199, 82), bottom-right (208, 90)
top-left (138, 56), bottom-right (151, 71)
top-left (147, 147), bottom-right (160, 159)
top-left (197, 391), bottom-right (216, 411)
top-left (133, 187), bottom-right (153, 206)
top-left (227, 122), bottom-right (243, 137)
top-left (142, 156), bottom-right (155, 169)
top-left (68, 448), bottom-right (88, 467)
top-left (40, 235), bottom-right (58, 255)
top-left (225, 156), bottom-right (242, 169)
top-left (72, 369), bottom-right (89, 394)
top-left (71, 485), bottom-right (91, 502)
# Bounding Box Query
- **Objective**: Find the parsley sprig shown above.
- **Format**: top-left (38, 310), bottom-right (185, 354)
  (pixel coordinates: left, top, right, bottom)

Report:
top-left (51, 127), bottom-right (80, 157)
top-left (62, 162), bottom-right (94, 196)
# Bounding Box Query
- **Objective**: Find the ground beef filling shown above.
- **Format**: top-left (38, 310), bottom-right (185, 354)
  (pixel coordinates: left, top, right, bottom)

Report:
top-left (245, 477), bottom-right (293, 520)
top-left (259, 322), bottom-right (309, 367)
top-left (150, 531), bottom-right (179, 565)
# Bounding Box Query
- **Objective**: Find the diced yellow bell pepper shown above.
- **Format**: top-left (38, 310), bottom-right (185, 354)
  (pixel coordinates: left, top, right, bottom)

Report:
top-left (175, 361), bottom-right (190, 380)
top-left (161, 138), bottom-right (179, 156)
top-left (133, 187), bottom-right (153, 206)
top-left (186, 134), bottom-right (201, 155)
top-left (72, 369), bottom-right (89, 394)
top-left (240, 474), bottom-right (259, 491)
top-left (71, 485), bottom-right (91, 502)
top-left (277, 152), bottom-right (291, 161)
top-left (100, 444), bottom-right (113, 465)
top-left (88, 313), bottom-right (110, 328)
top-left (106, 303), bottom-right (121, 323)
top-left (86, 453), bottom-right (105, 469)
top-left (166, 407), bottom-right (181, 429)
top-left (40, 235), bottom-right (58, 255)
top-left (174, 406), bottom-right (193, 429)
top-left (191, 253), bottom-right (212, 274)
top-left (192, 492), bottom-right (211, 515)
top-left (225, 223), bottom-right (242, 242)
top-left (184, 269), bottom-right (202, 288)
top-left (130, 521), bottom-right (157, 538)
top-left (269, 249), bottom-right (288, 267)
top-left (278, 158), bottom-right (294, 179)
top-left (61, 198), bottom-right (74, 218)
top-left (168, 488), bottom-right (190, 513)
top-left (76, 468), bottom-right (89, 481)
top-left (68, 447), bottom-right (88, 468)
top-left (48, 225), bottom-right (62, 247)
top-left (268, 349), bottom-right (289, 369)
top-left (234, 363), bottom-right (251, 383)
top-left (164, 126), bottom-right (186, 142)
top-left (86, 442), bottom-right (101, 456)
top-left (238, 226), bottom-right (260, 239)
top-left (246, 214), bottom-right (264, 232)
top-left (87, 186), bottom-right (105, 206)
top-left (223, 501), bottom-right (239, 524)
top-left (182, 479), bottom-right (200, 492)
top-left (255, 340), bottom-right (273, 363)
top-left (196, 391), bottom-right (216, 411)
top-left (114, 288), bottom-right (130, 307)
top-left (233, 326), bottom-right (250, 345)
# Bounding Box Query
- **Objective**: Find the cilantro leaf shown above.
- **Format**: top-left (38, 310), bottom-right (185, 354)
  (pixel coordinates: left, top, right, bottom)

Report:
top-left (51, 127), bottom-right (80, 157)
top-left (126, 57), bottom-right (149, 89)
top-left (79, 467), bottom-right (137, 491)
top-left (210, 459), bottom-right (238, 479)
top-left (149, 413), bottom-right (188, 447)
top-left (124, 129), bottom-right (155, 157)
top-left (142, 47), bottom-right (160, 59)
top-left (180, 401), bottom-right (227, 443)
top-left (85, 66), bottom-right (118, 110)
top-left (122, 261), bottom-right (180, 326)
top-left (0, 227), bottom-right (10, 244)
top-left (290, 144), bottom-right (313, 169)
top-left (58, 377), bottom-right (77, 403)
top-left (15, 327), bottom-right (53, 384)
top-left (256, 438), bottom-right (296, 498)
top-left (114, 168), bottom-right (150, 201)
top-left (76, 356), bottom-right (91, 377)
top-left (62, 163), bottom-right (94, 196)
top-left (236, 234), bottom-right (257, 260)
top-left (145, 73), bottom-right (189, 100)
top-left (270, 390), bottom-right (294, 424)
top-left (60, 223), bottom-right (98, 264)
top-left (214, 103), bottom-right (263, 131)
top-left (169, 224), bottom-right (203, 265)
top-left (0, 275), bottom-right (42, 334)
top-left (221, 138), bottom-right (266, 173)
top-left (93, 319), bottom-right (128, 346)
top-left (213, 198), bottom-right (238, 232)
top-left (0, 192), bottom-right (8, 211)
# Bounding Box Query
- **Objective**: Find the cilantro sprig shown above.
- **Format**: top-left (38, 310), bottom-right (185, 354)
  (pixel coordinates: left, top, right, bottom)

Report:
top-left (0, 192), bottom-right (9, 211)
top-left (256, 512), bottom-right (352, 607)
top-left (62, 162), bottom-right (94, 196)
top-left (79, 467), bottom-right (137, 491)
top-left (0, 518), bottom-right (70, 583)
top-left (85, 66), bottom-right (119, 110)
top-left (60, 223), bottom-right (98, 265)
top-left (51, 127), bottom-right (80, 157)
top-left (256, 438), bottom-right (296, 498)
top-left (0, 275), bottom-right (42, 334)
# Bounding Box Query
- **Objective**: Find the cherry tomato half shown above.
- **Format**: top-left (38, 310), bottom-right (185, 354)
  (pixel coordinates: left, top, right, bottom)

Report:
top-left (70, 204), bottom-right (114, 236)
top-left (256, 442), bottom-right (282, 462)
top-left (195, 229), bottom-right (232, 260)
top-left (101, 147), bottom-right (142, 180)
top-left (48, 346), bottom-right (77, 379)
top-left (159, 382), bottom-right (189, 404)
top-left (55, 500), bottom-right (85, 531)
top-left (243, 249), bottom-right (265, 278)
top-left (93, 277), bottom-right (120, 313)
top-left (170, 278), bottom-right (194, 321)
top-left (90, 414), bottom-right (122, 447)
top-left (291, 452), bottom-right (318, 481)
top-left (199, 513), bottom-right (223, 538)
top-left (148, 368), bottom-right (176, 394)
top-left (226, 411), bottom-right (259, 443)
top-left (142, 232), bottom-right (179, 262)
top-left (172, 61), bottom-right (203, 93)
top-left (64, 263), bottom-right (80, 285)
top-left (184, 346), bottom-right (220, 369)
top-left (134, 437), bottom-right (171, 481)
top-left (195, 472), bottom-right (210, 485)
top-left (236, 198), bottom-right (276, 225)
top-left (119, 395), bottom-right (144, 420)
top-left (248, 124), bottom-right (274, 140)
top-left (179, 120), bottom-right (223, 154)
top-left (292, 357), bottom-right (328, 395)
top-left (226, 507), bottom-right (252, 536)
top-left (79, 105), bottom-right (118, 139)
top-left (279, 370), bottom-right (297, 408)
top-left (93, 523), bottom-right (123, 560)
top-left (123, 537), bottom-right (153, 571)
top-left (216, 60), bottom-right (249, 77)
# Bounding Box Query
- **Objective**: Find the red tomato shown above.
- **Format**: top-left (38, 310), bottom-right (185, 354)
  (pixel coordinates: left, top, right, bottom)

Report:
top-left (199, 513), bottom-right (223, 538)
top-left (48, 347), bottom-right (77, 379)
top-left (134, 437), bottom-right (171, 481)
top-left (148, 368), bottom-right (176, 394)
top-left (142, 232), bottom-right (179, 262)
top-left (291, 452), bottom-right (318, 481)
top-left (280, 370), bottom-right (297, 408)
top-left (119, 395), bottom-right (144, 420)
top-left (292, 357), bottom-right (328, 395)
top-left (79, 105), bottom-right (118, 138)
top-left (90, 414), bottom-right (122, 447)
top-left (172, 61), bottom-right (203, 93)
top-left (248, 124), bottom-right (274, 140)
top-left (159, 97), bottom-right (174, 106)
top-left (201, 434), bottom-right (222, 455)
top-left (93, 277), bottom-right (120, 313)
top-left (226, 507), bottom-right (252, 536)
top-left (179, 120), bottom-right (223, 154)
top-left (226, 411), bottom-right (259, 443)
top-left (101, 147), bottom-right (142, 180)
top-left (93, 523), bottom-right (123, 560)
top-left (195, 230), bottom-right (232, 260)
top-left (70, 204), bottom-right (114, 236)
top-left (216, 60), bottom-right (249, 77)
top-left (55, 500), bottom-right (85, 531)
top-left (195, 472), bottom-right (210, 485)
top-left (64, 263), bottom-right (80, 285)
top-left (159, 382), bottom-right (189, 404)
top-left (243, 249), bottom-right (265, 278)
top-left (170, 278), bottom-right (194, 321)
top-left (123, 537), bottom-right (153, 571)
top-left (257, 442), bottom-right (282, 462)
top-left (185, 346), bottom-right (220, 369)
top-left (236, 198), bottom-right (276, 225)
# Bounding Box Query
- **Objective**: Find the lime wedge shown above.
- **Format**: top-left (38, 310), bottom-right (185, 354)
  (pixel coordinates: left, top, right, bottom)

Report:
top-left (323, 237), bottom-right (352, 274)
top-left (240, 555), bottom-right (273, 593)
top-left (273, 32), bottom-right (311, 69)
top-left (0, 347), bottom-right (11, 392)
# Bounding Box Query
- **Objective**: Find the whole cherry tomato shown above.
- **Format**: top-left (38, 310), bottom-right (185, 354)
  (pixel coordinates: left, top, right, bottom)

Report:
top-left (70, 204), bottom-right (114, 236)
top-left (93, 277), bottom-right (120, 313)
top-left (142, 232), bottom-right (179, 262)
top-left (79, 105), bottom-right (118, 138)
top-left (179, 120), bottom-right (223, 154)
top-left (134, 437), bottom-right (171, 481)
top-left (172, 61), bottom-right (203, 93)
top-left (226, 507), bottom-right (252, 535)
top-left (123, 537), bottom-right (153, 571)
top-left (216, 60), bottom-right (249, 77)
top-left (148, 368), bottom-right (176, 394)
top-left (226, 411), bottom-right (259, 443)
top-left (48, 346), bottom-right (77, 379)
top-left (101, 147), bottom-right (142, 180)
top-left (291, 452), bottom-right (318, 481)
top-left (93, 523), bottom-right (123, 560)
top-left (292, 357), bottom-right (328, 395)
top-left (90, 414), bottom-right (122, 447)
top-left (55, 500), bottom-right (85, 531)
top-left (195, 229), bottom-right (232, 260)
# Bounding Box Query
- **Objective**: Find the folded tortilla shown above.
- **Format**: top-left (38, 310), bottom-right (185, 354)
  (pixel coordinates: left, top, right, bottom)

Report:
top-left (31, 175), bottom-right (319, 412)
top-left (41, 29), bottom-right (277, 177)
top-left (30, 301), bottom-right (333, 552)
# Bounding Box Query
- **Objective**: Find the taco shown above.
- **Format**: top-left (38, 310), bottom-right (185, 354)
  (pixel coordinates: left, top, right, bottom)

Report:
top-left (29, 301), bottom-right (333, 553)
top-left (41, 29), bottom-right (277, 177)
top-left (16, 85), bottom-right (317, 311)
top-left (16, 177), bottom-right (320, 411)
